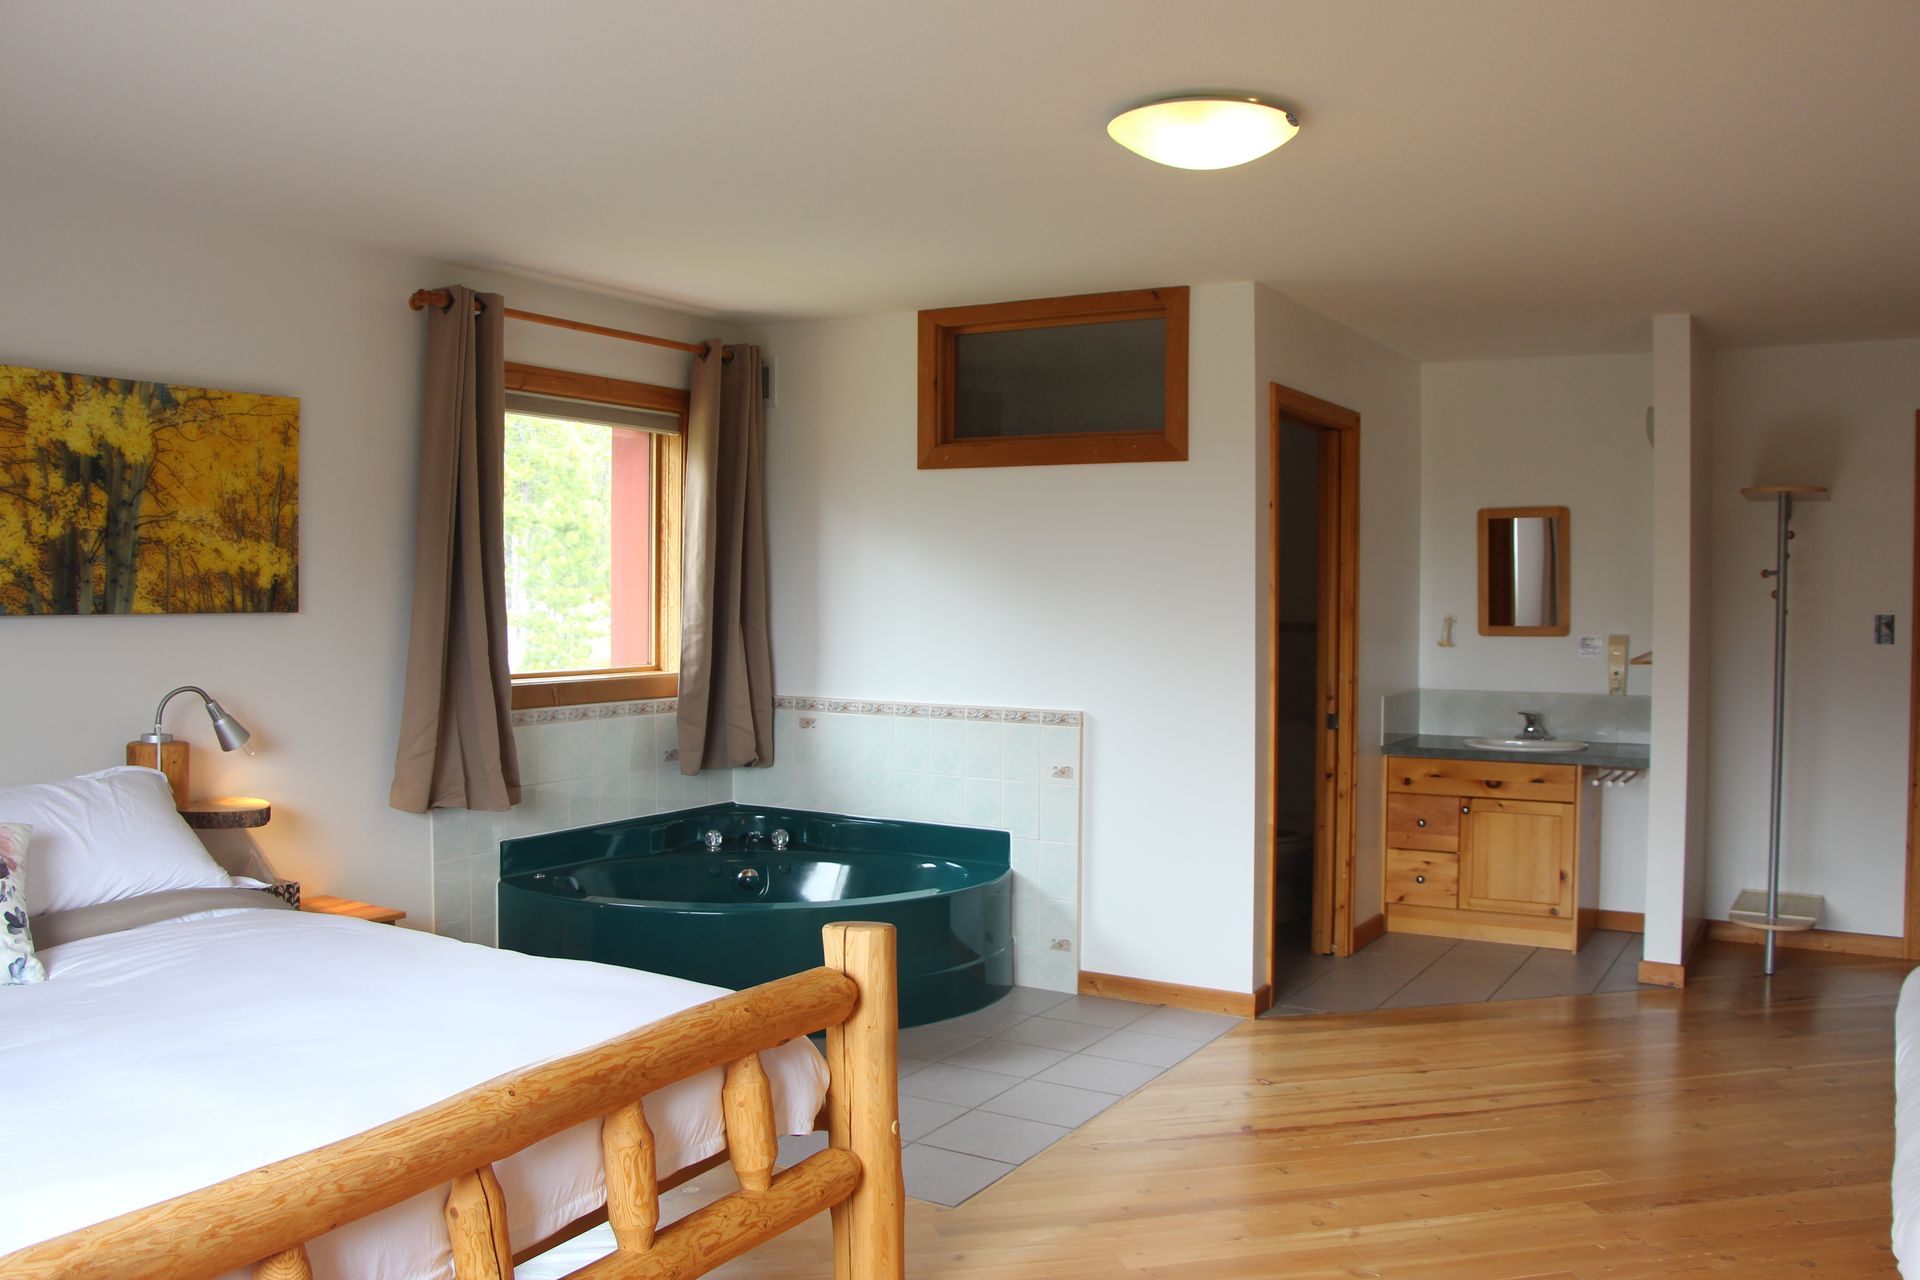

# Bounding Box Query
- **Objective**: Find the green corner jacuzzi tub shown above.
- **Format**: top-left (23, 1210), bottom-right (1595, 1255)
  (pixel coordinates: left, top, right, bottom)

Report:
top-left (498, 803), bottom-right (1013, 1027)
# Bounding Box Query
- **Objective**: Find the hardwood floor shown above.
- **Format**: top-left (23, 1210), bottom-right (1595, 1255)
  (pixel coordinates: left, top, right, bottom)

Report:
top-left (661, 940), bottom-right (1913, 1278)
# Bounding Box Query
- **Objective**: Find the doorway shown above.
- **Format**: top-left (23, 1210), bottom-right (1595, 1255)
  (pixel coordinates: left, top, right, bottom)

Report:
top-left (1267, 384), bottom-right (1360, 1000)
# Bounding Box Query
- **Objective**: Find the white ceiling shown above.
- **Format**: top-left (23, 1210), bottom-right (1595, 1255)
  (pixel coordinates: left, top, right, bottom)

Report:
top-left (5, 0), bottom-right (1918, 361)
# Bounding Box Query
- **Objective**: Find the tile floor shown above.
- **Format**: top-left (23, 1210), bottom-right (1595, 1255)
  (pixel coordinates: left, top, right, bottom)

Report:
top-left (1264, 927), bottom-right (1645, 1015)
top-left (888, 985), bottom-right (1241, 1205)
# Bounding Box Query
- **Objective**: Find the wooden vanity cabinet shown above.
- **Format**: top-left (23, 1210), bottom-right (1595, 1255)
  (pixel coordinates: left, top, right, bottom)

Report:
top-left (1382, 756), bottom-right (1600, 951)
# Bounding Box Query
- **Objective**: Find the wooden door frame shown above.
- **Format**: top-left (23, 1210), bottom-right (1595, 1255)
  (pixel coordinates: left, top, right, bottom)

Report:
top-left (1266, 383), bottom-right (1361, 987)
top-left (1905, 411), bottom-right (1920, 958)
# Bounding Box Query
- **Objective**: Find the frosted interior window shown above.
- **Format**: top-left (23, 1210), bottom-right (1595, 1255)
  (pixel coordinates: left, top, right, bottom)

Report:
top-left (952, 318), bottom-right (1165, 438)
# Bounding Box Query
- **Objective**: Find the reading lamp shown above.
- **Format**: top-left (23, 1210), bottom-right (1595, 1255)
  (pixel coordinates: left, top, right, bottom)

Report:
top-left (126, 686), bottom-right (257, 810)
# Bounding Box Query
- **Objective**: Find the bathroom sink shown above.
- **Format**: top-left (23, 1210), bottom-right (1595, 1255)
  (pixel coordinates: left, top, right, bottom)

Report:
top-left (1464, 737), bottom-right (1589, 753)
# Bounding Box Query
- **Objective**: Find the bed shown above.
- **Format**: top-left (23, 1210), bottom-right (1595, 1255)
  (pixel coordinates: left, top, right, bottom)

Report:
top-left (1895, 966), bottom-right (1920, 1274)
top-left (0, 768), bottom-right (904, 1280)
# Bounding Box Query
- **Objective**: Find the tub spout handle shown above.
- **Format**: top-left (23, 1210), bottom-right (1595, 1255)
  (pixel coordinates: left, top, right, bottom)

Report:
top-left (703, 829), bottom-right (724, 853)
top-left (771, 829), bottom-right (790, 852)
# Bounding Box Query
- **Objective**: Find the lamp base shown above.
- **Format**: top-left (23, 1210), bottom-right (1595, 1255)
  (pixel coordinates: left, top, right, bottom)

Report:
top-left (126, 740), bottom-right (190, 807)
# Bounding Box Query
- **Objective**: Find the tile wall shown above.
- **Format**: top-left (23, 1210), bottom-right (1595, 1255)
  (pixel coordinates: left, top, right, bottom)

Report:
top-left (429, 696), bottom-right (1084, 992)
top-left (1382, 688), bottom-right (1652, 744)
top-left (427, 699), bottom-right (725, 947)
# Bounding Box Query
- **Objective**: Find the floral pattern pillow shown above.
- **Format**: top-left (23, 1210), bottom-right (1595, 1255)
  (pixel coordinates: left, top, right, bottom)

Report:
top-left (1, 822), bottom-right (45, 984)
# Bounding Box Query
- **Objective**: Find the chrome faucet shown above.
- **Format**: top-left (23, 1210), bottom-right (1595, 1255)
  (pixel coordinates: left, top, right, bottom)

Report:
top-left (1518, 711), bottom-right (1548, 741)
top-left (703, 829), bottom-right (724, 852)
top-left (771, 829), bottom-right (790, 852)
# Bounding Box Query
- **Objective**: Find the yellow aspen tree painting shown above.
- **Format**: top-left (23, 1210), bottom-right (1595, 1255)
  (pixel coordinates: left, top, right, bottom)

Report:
top-left (0, 365), bottom-right (298, 614)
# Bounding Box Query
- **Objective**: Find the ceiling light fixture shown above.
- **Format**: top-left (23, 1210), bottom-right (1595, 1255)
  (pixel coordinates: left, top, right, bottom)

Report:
top-left (1106, 94), bottom-right (1301, 170)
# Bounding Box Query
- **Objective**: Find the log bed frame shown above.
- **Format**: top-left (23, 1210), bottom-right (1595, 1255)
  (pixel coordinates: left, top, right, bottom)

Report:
top-left (1, 921), bottom-right (905, 1280)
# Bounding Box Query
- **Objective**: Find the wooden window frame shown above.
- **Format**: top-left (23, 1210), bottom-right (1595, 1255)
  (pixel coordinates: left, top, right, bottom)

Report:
top-left (916, 286), bottom-right (1189, 470)
top-left (503, 362), bottom-right (684, 709)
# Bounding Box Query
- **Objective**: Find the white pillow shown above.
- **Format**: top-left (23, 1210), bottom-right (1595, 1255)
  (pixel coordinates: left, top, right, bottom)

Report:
top-left (0, 767), bottom-right (232, 915)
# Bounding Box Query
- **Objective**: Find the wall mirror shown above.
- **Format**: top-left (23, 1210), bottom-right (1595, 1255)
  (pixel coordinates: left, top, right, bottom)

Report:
top-left (1479, 506), bottom-right (1570, 635)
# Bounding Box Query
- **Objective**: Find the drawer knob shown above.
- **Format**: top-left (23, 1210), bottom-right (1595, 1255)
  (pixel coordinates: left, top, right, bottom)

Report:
top-left (1461, 805), bottom-right (1471, 814)
top-left (1485, 780), bottom-right (1503, 789)
top-left (1416, 819), bottom-right (1427, 828)
top-left (1415, 874), bottom-right (1427, 884)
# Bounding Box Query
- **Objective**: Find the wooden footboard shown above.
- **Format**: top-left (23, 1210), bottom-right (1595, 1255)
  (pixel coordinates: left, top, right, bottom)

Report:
top-left (2, 921), bottom-right (905, 1280)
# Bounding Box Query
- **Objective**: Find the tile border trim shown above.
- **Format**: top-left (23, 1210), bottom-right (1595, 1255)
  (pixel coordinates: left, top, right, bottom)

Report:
top-left (776, 696), bottom-right (1081, 726)
top-left (512, 699), bottom-right (676, 726)
top-left (511, 696), bottom-right (1083, 728)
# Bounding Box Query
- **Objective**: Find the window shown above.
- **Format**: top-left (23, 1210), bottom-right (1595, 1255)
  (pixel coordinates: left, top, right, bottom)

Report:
top-left (502, 363), bottom-right (684, 707)
top-left (917, 286), bottom-right (1189, 469)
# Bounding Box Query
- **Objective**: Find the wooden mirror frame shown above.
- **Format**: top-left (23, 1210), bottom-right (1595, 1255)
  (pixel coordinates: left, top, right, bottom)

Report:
top-left (1478, 506), bottom-right (1571, 636)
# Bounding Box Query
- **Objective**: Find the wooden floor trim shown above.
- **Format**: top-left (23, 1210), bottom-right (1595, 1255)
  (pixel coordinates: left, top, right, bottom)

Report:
top-left (1590, 908), bottom-right (1900, 958)
top-left (1351, 912), bottom-right (1385, 951)
top-left (1595, 908), bottom-right (1646, 933)
top-left (1077, 971), bottom-right (1262, 1018)
top-left (1637, 917), bottom-right (1708, 988)
top-left (1706, 920), bottom-right (1906, 957)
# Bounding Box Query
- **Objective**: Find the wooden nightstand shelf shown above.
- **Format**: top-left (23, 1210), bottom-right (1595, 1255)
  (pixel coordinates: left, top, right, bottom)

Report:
top-left (302, 895), bottom-right (407, 926)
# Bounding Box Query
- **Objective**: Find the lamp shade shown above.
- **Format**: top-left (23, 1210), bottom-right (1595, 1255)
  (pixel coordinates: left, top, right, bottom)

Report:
top-left (1107, 96), bottom-right (1300, 170)
top-left (204, 697), bottom-right (253, 753)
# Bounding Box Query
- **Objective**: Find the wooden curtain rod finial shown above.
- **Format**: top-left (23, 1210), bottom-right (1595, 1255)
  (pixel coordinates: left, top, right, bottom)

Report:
top-left (408, 288), bottom-right (451, 312)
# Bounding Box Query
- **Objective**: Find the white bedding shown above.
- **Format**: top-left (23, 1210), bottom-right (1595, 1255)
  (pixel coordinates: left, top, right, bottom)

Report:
top-left (0, 908), bottom-right (829, 1279)
top-left (1895, 967), bottom-right (1920, 1273)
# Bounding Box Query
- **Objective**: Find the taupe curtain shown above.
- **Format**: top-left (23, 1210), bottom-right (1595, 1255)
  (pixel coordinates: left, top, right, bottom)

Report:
top-left (677, 340), bottom-right (773, 773)
top-left (388, 286), bottom-right (522, 812)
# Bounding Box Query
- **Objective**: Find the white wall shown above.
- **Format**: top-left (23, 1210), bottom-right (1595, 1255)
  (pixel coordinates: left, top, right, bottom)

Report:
top-left (1415, 354), bottom-right (1654, 914)
top-left (1644, 315), bottom-right (1714, 966)
top-left (1706, 339), bottom-right (1920, 938)
top-left (0, 185), bottom-right (720, 926)
top-left (1418, 355), bottom-right (1655, 695)
top-left (1252, 286), bottom-right (1423, 975)
top-left (753, 283), bottom-right (1263, 992)
top-left (754, 282), bottom-right (1421, 995)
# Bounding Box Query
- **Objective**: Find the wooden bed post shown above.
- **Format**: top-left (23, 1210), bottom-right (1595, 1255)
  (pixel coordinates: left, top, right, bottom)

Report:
top-left (822, 922), bottom-right (905, 1280)
top-left (252, 1247), bottom-right (313, 1280)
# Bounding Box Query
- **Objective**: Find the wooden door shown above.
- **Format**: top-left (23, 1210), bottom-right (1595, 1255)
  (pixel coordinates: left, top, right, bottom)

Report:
top-left (1461, 798), bottom-right (1573, 918)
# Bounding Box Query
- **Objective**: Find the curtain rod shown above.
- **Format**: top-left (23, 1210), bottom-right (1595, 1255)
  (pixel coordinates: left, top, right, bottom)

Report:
top-left (407, 288), bottom-right (724, 359)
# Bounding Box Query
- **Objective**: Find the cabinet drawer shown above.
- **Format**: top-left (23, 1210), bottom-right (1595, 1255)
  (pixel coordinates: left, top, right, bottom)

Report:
top-left (1386, 850), bottom-right (1459, 908)
top-left (1386, 793), bottom-right (1460, 851)
top-left (1386, 756), bottom-right (1577, 804)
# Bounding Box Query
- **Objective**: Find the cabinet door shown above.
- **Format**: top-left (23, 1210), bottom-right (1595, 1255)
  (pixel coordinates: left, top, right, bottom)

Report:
top-left (1461, 798), bottom-right (1573, 917)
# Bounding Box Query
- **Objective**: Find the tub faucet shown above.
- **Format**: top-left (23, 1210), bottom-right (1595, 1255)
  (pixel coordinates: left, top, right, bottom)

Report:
top-left (1518, 711), bottom-right (1548, 741)
top-left (702, 829), bottom-right (724, 853)
top-left (771, 829), bottom-right (790, 852)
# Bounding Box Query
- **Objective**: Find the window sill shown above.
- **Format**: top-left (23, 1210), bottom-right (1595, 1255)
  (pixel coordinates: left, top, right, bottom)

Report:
top-left (511, 671), bottom-right (679, 710)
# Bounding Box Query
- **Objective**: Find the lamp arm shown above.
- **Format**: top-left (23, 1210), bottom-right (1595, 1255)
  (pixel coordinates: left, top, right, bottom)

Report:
top-left (144, 686), bottom-right (214, 743)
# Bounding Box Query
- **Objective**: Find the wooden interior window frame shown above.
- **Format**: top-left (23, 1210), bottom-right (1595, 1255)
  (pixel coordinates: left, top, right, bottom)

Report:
top-left (1477, 505), bottom-right (1572, 637)
top-left (917, 286), bottom-right (1189, 469)
top-left (504, 362), bottom-right (684, 709)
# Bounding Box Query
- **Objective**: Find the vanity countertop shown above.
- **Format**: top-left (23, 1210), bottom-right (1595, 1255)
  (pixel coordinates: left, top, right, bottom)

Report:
top-left (1382, 734), bottom-right (1651, 770)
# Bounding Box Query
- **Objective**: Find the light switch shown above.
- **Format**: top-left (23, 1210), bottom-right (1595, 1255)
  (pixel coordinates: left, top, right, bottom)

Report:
top-left (1876, 614), bottom-right (1896, 645)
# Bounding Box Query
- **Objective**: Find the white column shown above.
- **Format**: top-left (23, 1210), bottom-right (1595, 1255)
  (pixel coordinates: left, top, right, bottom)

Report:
top-left (1643, 315), bottom-right (1714, 969)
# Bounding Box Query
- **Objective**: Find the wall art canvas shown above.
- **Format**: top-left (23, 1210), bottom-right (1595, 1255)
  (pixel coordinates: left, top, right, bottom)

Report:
top-left (0, 364), bottom-right (299, 614)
